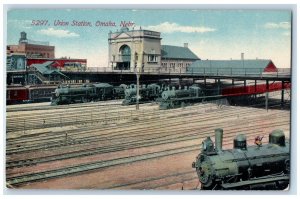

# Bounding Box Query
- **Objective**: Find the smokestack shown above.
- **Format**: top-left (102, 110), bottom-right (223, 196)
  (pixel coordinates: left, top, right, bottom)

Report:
top-left (215, 128), bottom-right (223, 152)
top-left (241, 53), bottom-right (244, 60)
top-left (184, 43), bottom-right (189, 48)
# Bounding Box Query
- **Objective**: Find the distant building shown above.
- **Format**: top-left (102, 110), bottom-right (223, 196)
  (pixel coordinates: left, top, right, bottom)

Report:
top-left (108, 27), bottom-right (200, 72)
top-left (7, 32), bottom-right (55, 58)
top-left (6, 53), bottom-right (27, 71)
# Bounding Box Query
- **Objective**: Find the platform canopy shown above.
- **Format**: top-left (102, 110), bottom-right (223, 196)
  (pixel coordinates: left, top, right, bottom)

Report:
top-left (30, 61), bottom-right (68, 78)
top-left (187, 59), bottom-right (277, 76)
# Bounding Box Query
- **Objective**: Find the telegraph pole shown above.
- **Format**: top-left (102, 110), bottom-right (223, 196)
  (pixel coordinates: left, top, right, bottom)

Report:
top-left (136, 68), bottom-right (140, 110)
top-left (265, 80), bottom-right (269, 112)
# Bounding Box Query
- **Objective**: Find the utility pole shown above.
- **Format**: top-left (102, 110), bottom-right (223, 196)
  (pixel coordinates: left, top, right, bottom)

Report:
top-left (136, 68), bottom-right (140, 110)
top-left (265, 80), bottom-right (269, 112)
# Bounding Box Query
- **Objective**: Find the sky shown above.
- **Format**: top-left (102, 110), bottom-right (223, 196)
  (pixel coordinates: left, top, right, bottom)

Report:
top-left (7, 9), bottom-right (292, 68)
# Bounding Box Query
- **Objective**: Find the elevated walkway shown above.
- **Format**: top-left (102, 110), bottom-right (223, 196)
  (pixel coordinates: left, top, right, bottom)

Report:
top-left (28, 61), bottom-right (68, 84)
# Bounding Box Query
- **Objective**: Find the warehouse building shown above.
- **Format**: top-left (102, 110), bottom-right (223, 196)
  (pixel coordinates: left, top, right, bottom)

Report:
top-left (108, 27), bottom-right (200, 72)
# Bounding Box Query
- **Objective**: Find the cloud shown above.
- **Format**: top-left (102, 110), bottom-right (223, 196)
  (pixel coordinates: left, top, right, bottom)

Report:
top-left (8, 19), bottom-right (32, 29)
top-left (282, 31), bottom-right (291, 36)
top-left (264, 22), bottom-right (291, 29)
top-left (143, 22), bottom-right (216, 33)
top-left (37, 28), bottom-right (79, 38)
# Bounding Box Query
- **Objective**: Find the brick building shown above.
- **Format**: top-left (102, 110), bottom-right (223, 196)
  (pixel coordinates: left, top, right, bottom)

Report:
top-left (7, 32), bottom-right (55, 58)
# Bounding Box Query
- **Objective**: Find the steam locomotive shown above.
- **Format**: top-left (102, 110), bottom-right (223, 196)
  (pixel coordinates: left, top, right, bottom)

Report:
top-left (122, 83), bottom-right (162, 105)
top-left (51, 83), bottom-right (126, 105)
top-left (192, 129), bottom-right (290, 190)
top-left (159, 85), bottom-right (205, 109)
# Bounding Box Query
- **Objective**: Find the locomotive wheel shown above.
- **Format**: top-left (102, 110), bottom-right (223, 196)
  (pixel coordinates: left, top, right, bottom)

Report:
top-left (181, 102), bottom-right (186, 108)
top-left (82, 97), bottom-right (88, 103)
top-left (170, 101), bottom-right (174, 108)
top-left (196, 160), bottom-right (214, 188)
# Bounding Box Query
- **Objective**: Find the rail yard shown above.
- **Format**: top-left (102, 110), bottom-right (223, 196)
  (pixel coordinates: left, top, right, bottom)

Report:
top-left (5, 13), bottom-right (292, 191)
top-left (6, 92), bottom-right (290, 189)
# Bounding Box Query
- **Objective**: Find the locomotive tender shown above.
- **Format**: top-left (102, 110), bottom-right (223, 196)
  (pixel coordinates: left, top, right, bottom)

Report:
top-left (192, 128), bottom-right (290, 190)
top-left (51, 83), bottom-right (126, 105)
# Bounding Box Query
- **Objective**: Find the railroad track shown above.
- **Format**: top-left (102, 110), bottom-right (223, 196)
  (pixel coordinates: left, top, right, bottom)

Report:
top-left (6, 117), bottom-right (289, 169)
top-left (6, 104), bottom-right (288, 155)
top-left (7, 110), bottom-right (287, 189)
top-left (6, 102), bottom-right (222, 143)
top-left (6, 102), bottom-right (157, 133)
top-left (6, 99), bottom-right (124, 112)
top-left (6, 104), bottom-right (289, 156)
top-left (7, 126), bottom-right (290, 187)
top-left (6, 144), bottom-right (200, 186)
top-left (7, 96), bottom-right (288, 133)
top-left (5, 90), bottom-right (291, 189)
top-left (104, 170), bottom-right (196, 189)
top-left (6, 103), bottom-right (232, 145)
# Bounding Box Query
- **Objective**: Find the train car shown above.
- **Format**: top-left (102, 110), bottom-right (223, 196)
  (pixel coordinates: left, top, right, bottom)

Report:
top-left (222, 82), bottom-right (291, 97)
top-left (192, 128), bottom-right (289, 190)
top-left (6, 86), bottom-right (29, 105)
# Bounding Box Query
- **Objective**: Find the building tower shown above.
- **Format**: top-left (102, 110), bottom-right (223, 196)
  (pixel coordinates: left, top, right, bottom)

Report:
top-left (108, 27), bottom-right (162, 72)
top-left (19, 31), bottom-right (28, 44)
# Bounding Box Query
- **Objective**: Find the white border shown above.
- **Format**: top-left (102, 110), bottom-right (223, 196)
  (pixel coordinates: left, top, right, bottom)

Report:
top-left (1, 1), bottom-right (299, 199)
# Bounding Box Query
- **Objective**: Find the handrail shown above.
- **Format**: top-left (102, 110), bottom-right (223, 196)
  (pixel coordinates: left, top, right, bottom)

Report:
top-left (60, 66), bottom-right (290, 78)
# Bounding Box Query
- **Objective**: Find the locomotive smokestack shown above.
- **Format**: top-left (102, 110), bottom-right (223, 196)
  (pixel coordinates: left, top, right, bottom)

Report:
top-left (215, 128), bottom-right (223, 152)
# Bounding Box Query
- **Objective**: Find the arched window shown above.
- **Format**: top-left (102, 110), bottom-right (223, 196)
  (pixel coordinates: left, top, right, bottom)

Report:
top-left (119, 45), bottom-right (131, 62)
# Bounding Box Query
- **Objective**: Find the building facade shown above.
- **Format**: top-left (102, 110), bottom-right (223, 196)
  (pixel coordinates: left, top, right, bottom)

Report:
top-left (109, 27), bottom-right (162, 72)
top-left (108, 27), bottom-right (200, 73)
top-left (161, 44), bottom-right (200, 73)
top-left (7, 32), bottom-right (55, 58)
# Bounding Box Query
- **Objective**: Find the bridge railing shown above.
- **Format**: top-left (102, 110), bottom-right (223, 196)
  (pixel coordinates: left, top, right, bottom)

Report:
top-left (65, 66), bottom-right (291, 78)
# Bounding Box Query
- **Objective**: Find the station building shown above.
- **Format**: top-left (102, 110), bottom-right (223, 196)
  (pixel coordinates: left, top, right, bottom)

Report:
top-left (108, 27), bottom-right (200, 73)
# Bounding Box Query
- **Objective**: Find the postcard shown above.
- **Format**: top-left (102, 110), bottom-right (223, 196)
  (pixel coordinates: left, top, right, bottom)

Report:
top-left (5, 8), bottom-right (291, 191)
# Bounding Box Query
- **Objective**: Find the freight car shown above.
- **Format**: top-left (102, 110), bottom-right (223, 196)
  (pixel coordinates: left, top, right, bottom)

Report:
top-left (51, 83), bottom-right (126, 105)
top-left (192, 128), bottom-right (290, 190)
top-left (159, 85), bottom-right (205, 109)
top-left (6, 86), bottom-right (28, 105)
top-left (122, 83), bottom-right (162, 105)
